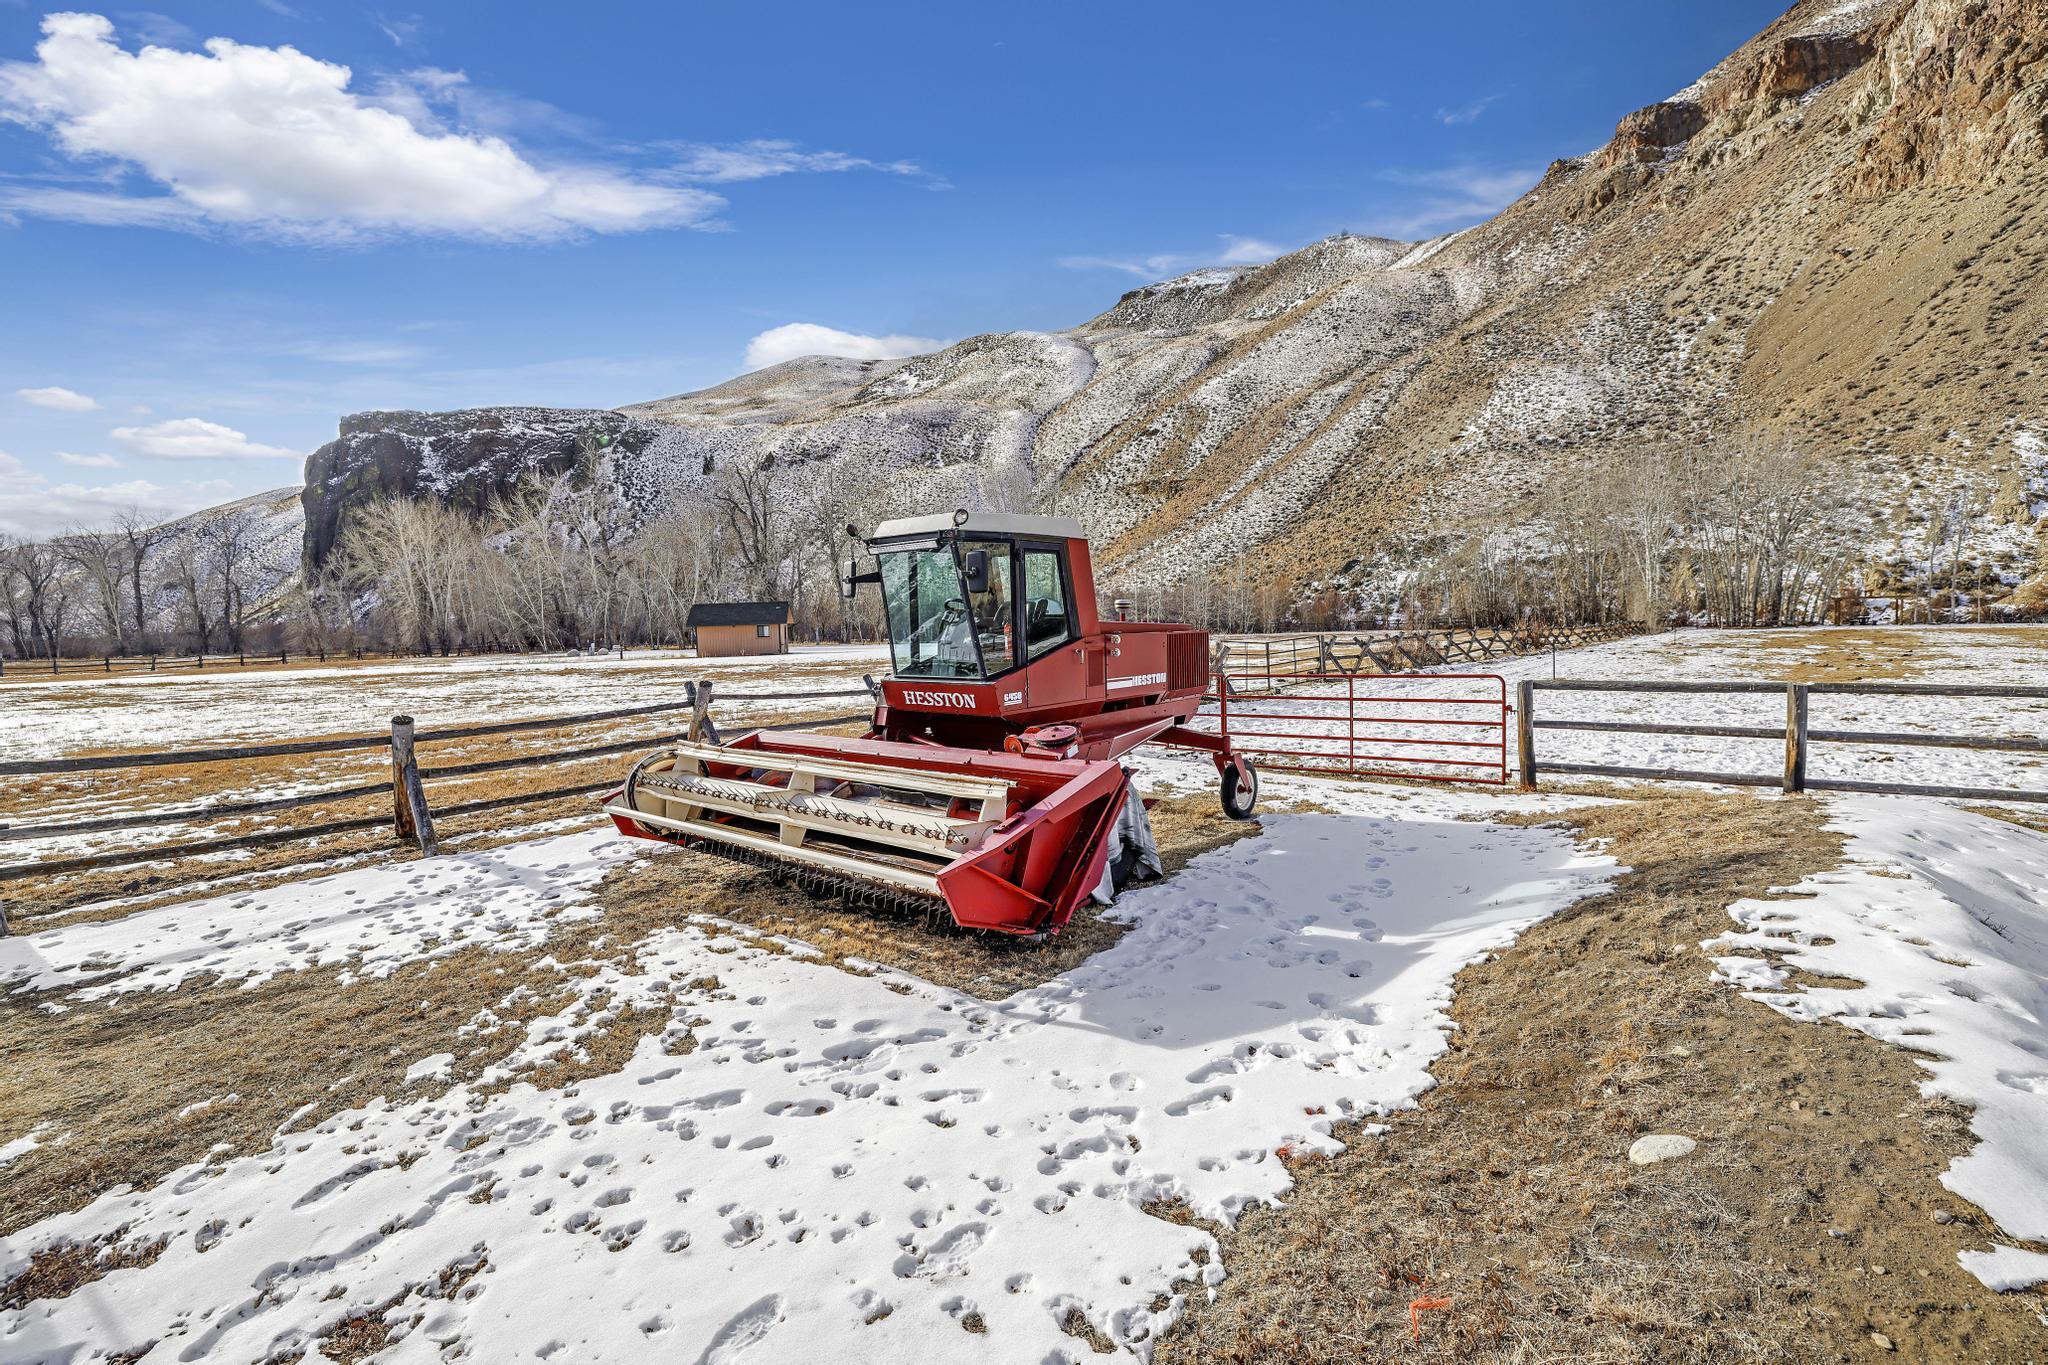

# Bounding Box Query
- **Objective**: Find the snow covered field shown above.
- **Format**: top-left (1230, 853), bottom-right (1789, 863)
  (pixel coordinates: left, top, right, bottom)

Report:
top-left (4, 626), bottom-right (2047, 1360)
top-left (0, 645), bottom-right (887, 764)
top-left (1202, 627), bottom-right (2048, 800)
top-left (0, 784), bottom-right (1614, 1362)
top-left (1494, 627), bottom-right (2048, 796)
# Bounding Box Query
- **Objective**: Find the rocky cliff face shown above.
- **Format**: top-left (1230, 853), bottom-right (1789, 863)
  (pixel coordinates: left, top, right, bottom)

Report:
top-left (300, 407), bottom-right (680, 571)
top-left (292, 0), bottom-right (2047, 602)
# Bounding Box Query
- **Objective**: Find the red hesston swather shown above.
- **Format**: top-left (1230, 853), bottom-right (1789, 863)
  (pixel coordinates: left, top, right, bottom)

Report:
top-left (605, 511), bottom-right (1258, 939)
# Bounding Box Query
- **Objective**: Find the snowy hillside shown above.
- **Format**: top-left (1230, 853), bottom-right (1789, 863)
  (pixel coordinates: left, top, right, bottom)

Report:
top-left (274, 0), bottom-right (2047, 612)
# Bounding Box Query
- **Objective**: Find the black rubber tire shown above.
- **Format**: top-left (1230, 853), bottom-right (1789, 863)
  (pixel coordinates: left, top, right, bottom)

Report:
top-left (1220, 759), bottom-right (1259, 821)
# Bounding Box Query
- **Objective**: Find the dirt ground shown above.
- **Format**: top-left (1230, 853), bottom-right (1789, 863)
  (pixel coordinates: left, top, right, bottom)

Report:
top-left (1155, 791), bottom-right (2048, 1364)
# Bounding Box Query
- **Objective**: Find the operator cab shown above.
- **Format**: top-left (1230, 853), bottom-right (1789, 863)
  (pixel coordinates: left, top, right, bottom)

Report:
top-left (844, 510), bottom-right (1088, 681)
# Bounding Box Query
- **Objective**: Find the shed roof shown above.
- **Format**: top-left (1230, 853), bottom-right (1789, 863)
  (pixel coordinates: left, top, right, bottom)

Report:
top-left (687, 601), bottom-right (792, 627)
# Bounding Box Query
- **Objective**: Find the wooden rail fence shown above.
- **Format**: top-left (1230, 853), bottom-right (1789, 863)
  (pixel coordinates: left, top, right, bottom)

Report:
top-left (0, 680), bottom-right (877, 931)
top-left (1214, 622), bottom-right (1649, 693)
top-left (1514, 679), bottom-right (2048, 805)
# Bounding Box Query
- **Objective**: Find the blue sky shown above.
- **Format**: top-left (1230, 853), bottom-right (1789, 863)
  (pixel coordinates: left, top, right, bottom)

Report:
top-left (0, 0), bottom-right (1789, 531)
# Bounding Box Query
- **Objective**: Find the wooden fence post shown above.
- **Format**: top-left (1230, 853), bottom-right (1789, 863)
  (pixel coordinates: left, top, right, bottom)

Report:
top-left (1783, 683), bottom-right (1809, 793)
top-left (686, 680), bottom-right (719, 745)
top-left (1516, 680), bottom-right (1537, 790)
top-left (389, 715), bottom-right (439, 855)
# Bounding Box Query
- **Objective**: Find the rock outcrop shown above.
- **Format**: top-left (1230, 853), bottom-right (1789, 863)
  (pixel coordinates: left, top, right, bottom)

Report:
top-left (299, 408), bottom-right (676, 571)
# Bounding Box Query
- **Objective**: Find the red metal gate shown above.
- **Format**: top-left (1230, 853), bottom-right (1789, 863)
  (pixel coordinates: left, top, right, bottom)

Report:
top-left (1209, 672), bottom-right (1510, 785)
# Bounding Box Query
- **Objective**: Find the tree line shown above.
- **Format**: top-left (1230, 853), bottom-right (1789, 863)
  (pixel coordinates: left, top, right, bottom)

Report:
top-left (1, 502), bottom-right (281, 661)
top-left (1, 441), bottom-right (2027, 660)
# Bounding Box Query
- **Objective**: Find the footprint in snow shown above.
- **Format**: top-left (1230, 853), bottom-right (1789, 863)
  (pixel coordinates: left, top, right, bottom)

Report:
top-left (1164, 1086), bottom-right (1234, 1117)
top-left (694, 1294), bottom-right (784, 1365)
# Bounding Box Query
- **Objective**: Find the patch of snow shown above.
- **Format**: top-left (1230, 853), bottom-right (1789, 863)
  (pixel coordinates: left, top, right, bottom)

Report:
top-left (0, 645), bottom-right (885, 765)
top-left (1388, 229), bottom-right (1468, 271)
top-left (1149, 267), bottom-right (1250, 293)
top-left (176, 1094), bottom-right (239, 1121)
top-left (1790, 0), bottom-right (1894, 40)
top-left (404, 1053), bottom-right (454, 1085)
top-left (0, 1125), bottom-right (50, 1169)
top-left (0, 829), bottom-right (630, 1001)
top-left (1708, 795), bottom-right (2048, 1290)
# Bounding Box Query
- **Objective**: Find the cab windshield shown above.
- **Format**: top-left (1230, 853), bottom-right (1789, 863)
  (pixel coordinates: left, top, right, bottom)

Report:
top-left (877, 541), bottom-right (1016, 679)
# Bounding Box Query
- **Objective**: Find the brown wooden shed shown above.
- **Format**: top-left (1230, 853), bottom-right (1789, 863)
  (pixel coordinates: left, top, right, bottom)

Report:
top-left (688, 601), bottom-right (793, 657)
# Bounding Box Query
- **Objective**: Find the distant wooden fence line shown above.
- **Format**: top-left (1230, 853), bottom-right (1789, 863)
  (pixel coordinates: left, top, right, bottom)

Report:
top-left (0, 680), bottom-right (876, 930)
top-left (1515, 679), bottom-right (2048, 805)
top-left (0, 649), bottom-right (391, 678)
top-left (1, 645), bottom-right (726, 679)
top-left (1213, 621), bottom-right (1650, 693)
top-left (1, 638), bottom-right (895, 678)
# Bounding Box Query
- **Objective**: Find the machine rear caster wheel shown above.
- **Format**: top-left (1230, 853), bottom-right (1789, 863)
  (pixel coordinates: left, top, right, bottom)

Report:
top-left (1220, 759), bottom-right (1259, 821)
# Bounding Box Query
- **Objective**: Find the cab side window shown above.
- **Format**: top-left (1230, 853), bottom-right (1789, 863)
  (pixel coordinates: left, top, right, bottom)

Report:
top-left (960, 539), bottom-right (1016, 675)
top-left (1021, 548), bottom-right (1072, 658)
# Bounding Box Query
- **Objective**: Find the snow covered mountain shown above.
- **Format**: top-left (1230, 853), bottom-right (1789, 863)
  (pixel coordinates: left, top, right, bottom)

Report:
top-left (292, 0), bottom-right (2047, 602)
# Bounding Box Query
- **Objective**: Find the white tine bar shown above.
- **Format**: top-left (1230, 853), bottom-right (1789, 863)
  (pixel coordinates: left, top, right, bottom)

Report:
top-left (637, 772), bottom-right (994, 856)
top-left (670, 741), bottom-right (1012, 805)
top-left (603, 803), bottom-right (944, 895)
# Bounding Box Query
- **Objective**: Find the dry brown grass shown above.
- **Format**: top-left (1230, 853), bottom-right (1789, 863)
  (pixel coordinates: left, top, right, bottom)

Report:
top-left (1156, 789), bottom-right (2048, 1364)
top-left (0, 1233), bottom-right (167, 1311)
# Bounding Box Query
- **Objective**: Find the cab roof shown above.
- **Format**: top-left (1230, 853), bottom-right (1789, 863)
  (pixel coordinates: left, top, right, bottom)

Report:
top-left (868, 511), bottom-right (1085, 543)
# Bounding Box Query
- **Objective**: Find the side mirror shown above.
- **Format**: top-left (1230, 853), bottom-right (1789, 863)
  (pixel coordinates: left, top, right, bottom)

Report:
top-left (962, 548), bottom-right (990, 596)
top-left (842, 559), bottom-right (860, 600)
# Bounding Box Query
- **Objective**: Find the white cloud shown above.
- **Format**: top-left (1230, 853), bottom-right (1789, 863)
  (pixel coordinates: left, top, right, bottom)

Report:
top-left (1367, 164), bottom-right (1542, 238)
top-left (122, 11), bottom-right (195, 48)
top-left (1215, 235), bottom-right (1287, 266)
top-left (667, 139), bottom-right (936, 186)
top-left (374, 13), bottom-right (424, 49)
top-left (0, 453), bottom-right (234, 535)
top-left (1434, 95), bottom-right (1501, 126)
top-left (0, 13), bottom-right (723, 241)
top-left (290, 339), bottom-right (428, 366)
top-left (743, 323), bottom-right (945, 372)
top-left (57, 451), bottom-right (121, 468)
top-left (373, 66), bottom-right (600, 143)
top-left (1059, 233), bottom-right (1290, 281)
top-left (111, 417), bottom-right (300, 461)
top-left (16, 385), bottom-right (101, 411)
